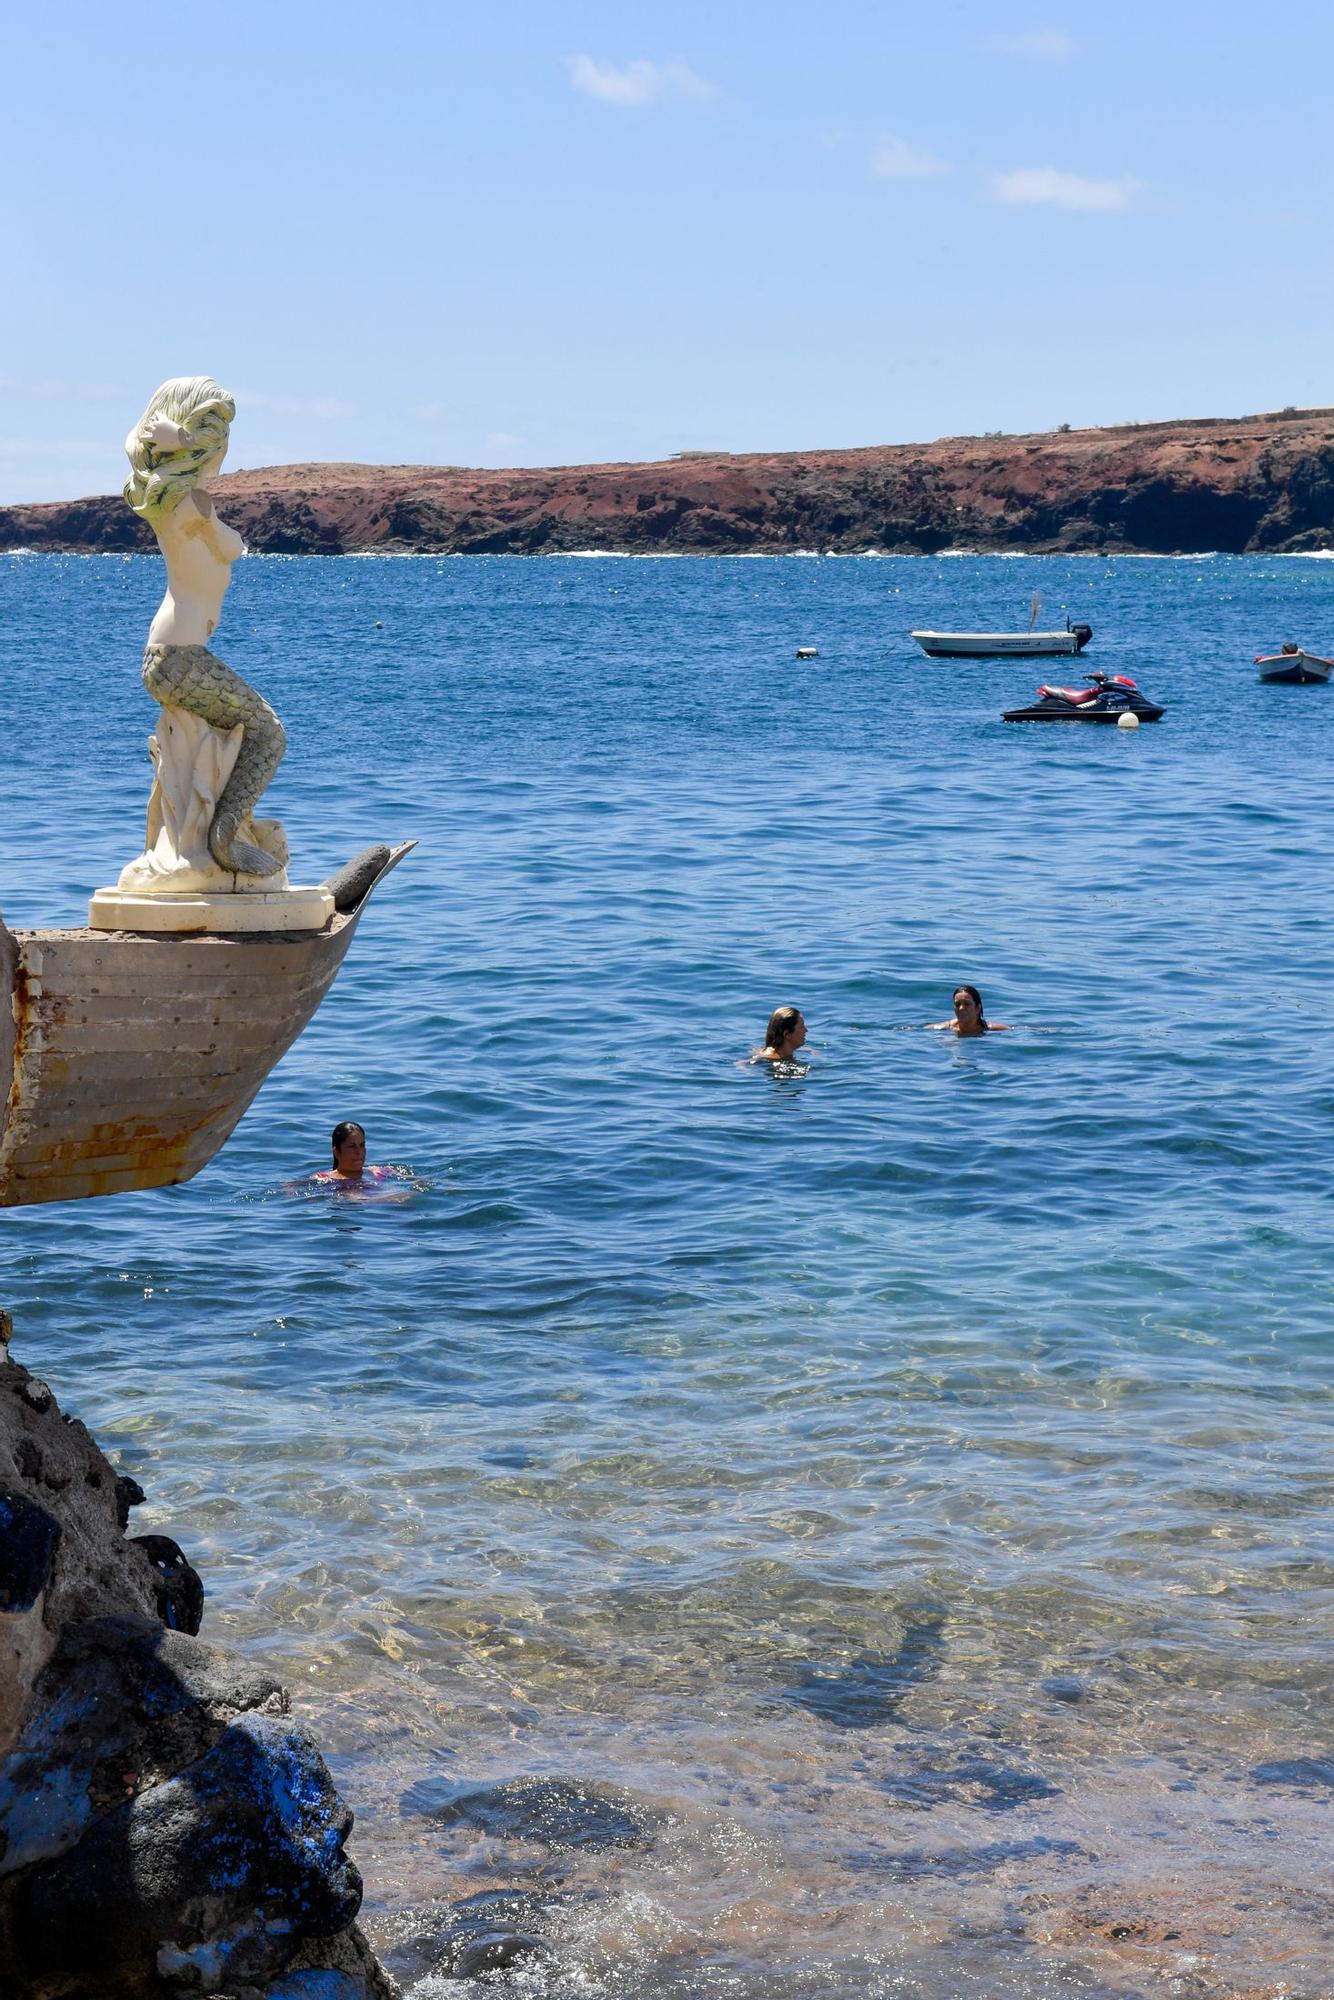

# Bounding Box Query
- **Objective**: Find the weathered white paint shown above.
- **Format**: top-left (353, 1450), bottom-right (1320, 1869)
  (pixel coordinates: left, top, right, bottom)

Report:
top-left (114, 708), bottom-right (292, 896)
top-left (89, 886), bottom-right (333, 933)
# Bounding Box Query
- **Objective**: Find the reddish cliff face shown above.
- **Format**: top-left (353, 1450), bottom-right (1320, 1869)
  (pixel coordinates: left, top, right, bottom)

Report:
top-left (4, 410), bottom-right (1334, 556)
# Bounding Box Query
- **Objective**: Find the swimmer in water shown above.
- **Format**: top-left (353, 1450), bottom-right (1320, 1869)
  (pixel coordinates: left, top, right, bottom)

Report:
top-left (309, 1120), bottom-right (388, 1185)
top-left (752, 1006), bottom-right (808, 1064)
top-left (288, 1120), bottom-right (426, 1200)
top-left (928, 985), bottom-right (1009, 1037)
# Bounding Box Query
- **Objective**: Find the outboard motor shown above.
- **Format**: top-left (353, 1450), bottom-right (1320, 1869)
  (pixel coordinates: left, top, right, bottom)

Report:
top-left (1070, 623), bottom-right (1093, 651)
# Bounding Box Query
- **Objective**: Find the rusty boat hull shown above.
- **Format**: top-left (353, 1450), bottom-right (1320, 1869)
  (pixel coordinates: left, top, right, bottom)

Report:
top-left (0, 843), bottom-right (413, 1207)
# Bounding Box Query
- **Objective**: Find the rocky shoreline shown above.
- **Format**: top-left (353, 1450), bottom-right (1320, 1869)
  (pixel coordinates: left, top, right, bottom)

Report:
top-left (0, 1317), bottom-right (397, 2000)
top-left (3, 408), bottom-right (1333, 558)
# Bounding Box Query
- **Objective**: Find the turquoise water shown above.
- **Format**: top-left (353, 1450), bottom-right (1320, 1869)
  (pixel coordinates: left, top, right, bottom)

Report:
top-left (2, 552), bottom-right (1332, 1997)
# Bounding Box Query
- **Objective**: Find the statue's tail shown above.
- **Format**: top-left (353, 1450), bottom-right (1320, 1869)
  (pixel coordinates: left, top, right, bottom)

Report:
top-left (141, 644), bottom-right (286, 877)
top-left (209, 708), bottom-right (286, 875)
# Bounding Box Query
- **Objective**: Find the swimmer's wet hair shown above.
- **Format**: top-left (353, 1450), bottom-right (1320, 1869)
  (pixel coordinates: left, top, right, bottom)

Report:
top-left (764, 1005), bottom-right (804, 1050)
top-left (953, 984), bottom-right (986, 1022)
top-left (331, 1120), bottom-right (365, 1164)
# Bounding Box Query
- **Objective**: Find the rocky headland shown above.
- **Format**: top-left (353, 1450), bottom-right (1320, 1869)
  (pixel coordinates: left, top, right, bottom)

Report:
top-left (4, 408), bottom-right (1334, 557)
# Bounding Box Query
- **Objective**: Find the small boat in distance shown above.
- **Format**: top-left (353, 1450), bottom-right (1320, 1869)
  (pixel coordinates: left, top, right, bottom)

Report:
top-left (911, 622), bottom-right (1093, 659)
top-left (1255, 643), bottom-right (1333, 685)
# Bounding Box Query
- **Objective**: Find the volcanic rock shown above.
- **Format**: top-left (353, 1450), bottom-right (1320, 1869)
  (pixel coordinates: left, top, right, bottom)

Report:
top-left (0, 1342), bottom-right (396, 2000)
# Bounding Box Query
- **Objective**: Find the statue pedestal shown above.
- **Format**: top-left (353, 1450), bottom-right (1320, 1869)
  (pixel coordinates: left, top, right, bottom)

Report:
top-left (88, 886), bottom-right (335, 934)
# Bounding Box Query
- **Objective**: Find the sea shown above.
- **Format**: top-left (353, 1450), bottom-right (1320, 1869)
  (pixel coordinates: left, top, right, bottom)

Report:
top-left (2, 550), bottom-right (1331, 1999)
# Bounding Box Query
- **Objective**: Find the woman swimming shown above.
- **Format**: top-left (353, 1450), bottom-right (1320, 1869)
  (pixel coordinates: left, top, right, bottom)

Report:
top-left (928, 985), bottom-right (1009, 1037)
top-left (310, 1121), bottom-right (390, 1185)
top-left (301, 1121), bottom-right (429, 1198)
top-left (752, 1006), bottom-right (808, 1064)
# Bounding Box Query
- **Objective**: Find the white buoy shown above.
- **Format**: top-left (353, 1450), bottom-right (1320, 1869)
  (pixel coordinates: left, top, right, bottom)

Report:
top-left (1117, 710), bottom-right (1140, 730)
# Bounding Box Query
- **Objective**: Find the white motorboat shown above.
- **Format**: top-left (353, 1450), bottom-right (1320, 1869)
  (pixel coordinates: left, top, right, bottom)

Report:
top-left (911, 623), bottom-right (1093, 659)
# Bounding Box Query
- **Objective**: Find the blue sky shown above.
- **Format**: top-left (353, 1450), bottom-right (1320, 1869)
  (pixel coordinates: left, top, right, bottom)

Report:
top-left (4, 1), bottom-right (1331, 502)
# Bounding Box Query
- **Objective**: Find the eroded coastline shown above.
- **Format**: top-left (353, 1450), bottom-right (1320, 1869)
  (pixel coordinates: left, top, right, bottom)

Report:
top-left (4, 407), bottom-right (1334, 557)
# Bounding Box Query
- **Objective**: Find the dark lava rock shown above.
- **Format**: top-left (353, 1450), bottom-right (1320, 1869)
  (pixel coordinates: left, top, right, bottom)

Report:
top-left (410, 1774), bottom-right (653, 1852)
top-left (782, 1609), bottom-right (947, 1729)
top-left (115, 1475), bottom-right (146, 1532)
top-left (0, 1357), bottom-right (160, 1649)
top-left (4, 1711), bottom-right (362, 1994)
top-left (130, 1534), bottom-right (205, 1636)
top-left (0, 1489), bottom-right (61, 1612)
top-left (0, 1616), bottom-right (287, 1876)
top-left (881, 1750), bottom-right (1061, 1812)
top-left (0, 1345), bottom-right (397, 1999)
top-left (1040, 1674), bottom-right (1087, 1704)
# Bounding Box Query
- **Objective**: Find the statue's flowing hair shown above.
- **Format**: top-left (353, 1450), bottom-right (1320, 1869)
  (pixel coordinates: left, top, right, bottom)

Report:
top-left (123, 376), bottom-right (236, 523)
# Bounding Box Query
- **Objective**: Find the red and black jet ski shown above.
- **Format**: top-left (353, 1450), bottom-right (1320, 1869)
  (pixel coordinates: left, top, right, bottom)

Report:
top-left (1003, 670), bottom-right (1165, 723)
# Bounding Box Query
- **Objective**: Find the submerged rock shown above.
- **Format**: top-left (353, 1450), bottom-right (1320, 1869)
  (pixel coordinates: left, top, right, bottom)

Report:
top-left (781, 1607), bottom-right (948, 1729)
top-left (879, 1749), bottom-right (1061, 1813)
top-left (410, 1772), bottom-right (655, 1852)
top-left (1248, 1757), bottom-right (1334, 1792)
top-left (851, 1833), bottom-right (1085, 1878)
top-left (0, 1341), bottom-right (397, 2000)
top-left (377, 1888), bottom-right (573, 1988)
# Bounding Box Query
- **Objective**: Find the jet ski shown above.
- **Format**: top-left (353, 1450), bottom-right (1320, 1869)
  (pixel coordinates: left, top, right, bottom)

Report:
top-left (1003, 670), bottom-right (1165, 723)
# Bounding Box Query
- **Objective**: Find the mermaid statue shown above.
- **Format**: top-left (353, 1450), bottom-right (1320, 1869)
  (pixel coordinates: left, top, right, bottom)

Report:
top-left (117, 377), bottom-right (289, 890)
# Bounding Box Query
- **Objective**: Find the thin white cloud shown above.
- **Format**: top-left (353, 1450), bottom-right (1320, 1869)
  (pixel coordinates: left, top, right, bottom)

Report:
top-left (989, 30), bottom-right (1074, 60)
top-left (991, 167), bottom-right (1142, 212)
top-left (566, 55), bottom-right (716, 106)
top-left (484, 431), bottom-right (523, 452)
top-left (870, 136), bottom-right (949, 181)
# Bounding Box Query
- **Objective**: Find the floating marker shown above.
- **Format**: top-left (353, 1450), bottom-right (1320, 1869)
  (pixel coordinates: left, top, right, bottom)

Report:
top-left (1117, 710), bottom-right (1140, 729)
top-left (796, 646), bottom-right (819, 660)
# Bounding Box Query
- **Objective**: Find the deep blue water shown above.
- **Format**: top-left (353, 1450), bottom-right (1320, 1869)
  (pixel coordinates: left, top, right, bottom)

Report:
top-left (2, 552), bottom-right (1332, 1997)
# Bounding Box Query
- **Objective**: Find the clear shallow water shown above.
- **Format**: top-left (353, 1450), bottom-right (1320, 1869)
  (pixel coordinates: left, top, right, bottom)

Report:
top-left (1, 552), bottom-right (1332, 1998)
